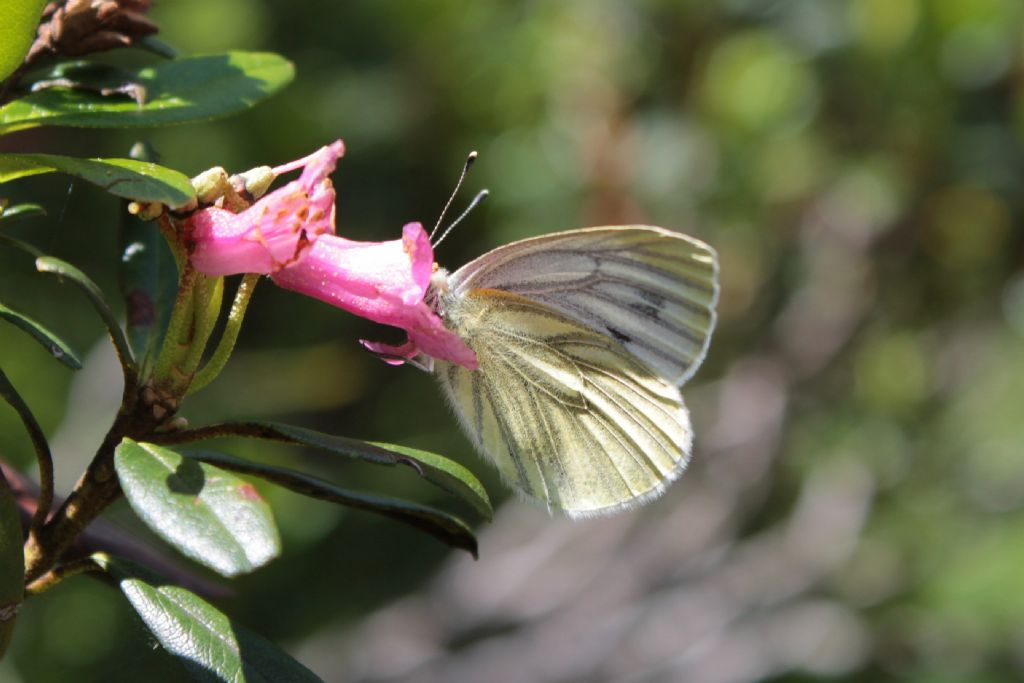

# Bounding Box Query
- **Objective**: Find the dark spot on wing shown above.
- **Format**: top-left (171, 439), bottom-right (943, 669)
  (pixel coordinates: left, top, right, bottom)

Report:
top-left (630, 302), bottom-right (661, 319)
top-left (640, 290), bottom-right (665, 308)
top-left (608, 327), bottom-right (631, 344)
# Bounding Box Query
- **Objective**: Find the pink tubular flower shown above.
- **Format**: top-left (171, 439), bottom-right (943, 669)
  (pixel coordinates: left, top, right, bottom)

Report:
top-left (271, 222), bottom-right (478, 369)
top-left (184, 140), bottom-right (345, 276)
top-left (181, 139), bottom-right (477, 370)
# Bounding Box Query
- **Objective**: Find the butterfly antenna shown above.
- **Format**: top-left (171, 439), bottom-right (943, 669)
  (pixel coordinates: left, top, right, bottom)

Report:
top-left (433, 189), bottom-right (489, 249)
top-left (429, 150), bottom-right (478, 242)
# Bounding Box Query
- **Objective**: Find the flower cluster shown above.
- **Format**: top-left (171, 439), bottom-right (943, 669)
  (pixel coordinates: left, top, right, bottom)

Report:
top-left (180, 140), bottom-right (477, 369)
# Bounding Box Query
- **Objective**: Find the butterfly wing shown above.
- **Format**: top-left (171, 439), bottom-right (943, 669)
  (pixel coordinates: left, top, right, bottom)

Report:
top-left (436, 289), bottom-right (692, 516)
top-left (435, 226), bottom-right (718, 516)
top-left (447, 226), bottom-right (719, 386)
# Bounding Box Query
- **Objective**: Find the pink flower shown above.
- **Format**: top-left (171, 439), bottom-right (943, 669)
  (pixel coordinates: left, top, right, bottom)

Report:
top-left (184, 140), bottom-right (345, 276)
top-left (271, 222), bottom-right (478, 369)
top-left (181, 140), bottom-right (477, 370)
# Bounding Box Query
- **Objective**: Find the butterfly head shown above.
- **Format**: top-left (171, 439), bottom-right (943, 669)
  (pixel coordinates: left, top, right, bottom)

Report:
top-left (425, 265), bottom-right (452, 315)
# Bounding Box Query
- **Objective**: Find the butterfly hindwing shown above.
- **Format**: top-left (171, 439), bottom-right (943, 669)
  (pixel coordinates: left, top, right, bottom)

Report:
top-left (436, 289), bottom-right (693, 517)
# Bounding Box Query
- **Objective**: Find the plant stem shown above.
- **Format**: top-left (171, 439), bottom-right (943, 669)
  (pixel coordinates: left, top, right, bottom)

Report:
top-left (22, 379), bottom-right (162, 584)
top-left (189, 273), bottom-right (259, 394)
top-left (177, 274), bottom-right (224, 382)
top-left (152, 264), bottom-right (198, 387)
top-left (149, 420), bottom-right (291, 445)
top-left (22, 413), bottom-right (127, 583)
top-left (25, 557), bottom-right (101, 596)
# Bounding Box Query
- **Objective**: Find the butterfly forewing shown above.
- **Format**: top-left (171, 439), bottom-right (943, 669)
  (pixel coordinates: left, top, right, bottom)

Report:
top-left (448, 226), bottom-right (719, 386)
top-left (436, 289), bottom-right (693, 516)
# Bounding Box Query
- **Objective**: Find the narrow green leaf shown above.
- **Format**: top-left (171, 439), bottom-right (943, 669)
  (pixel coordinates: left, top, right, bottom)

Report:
top-left (366, 440), bottom-right (494, 519)
top-left (0, 51), bottom-right (295, 133)
top-left (0, 232), bottom-right (44, 258)
top-left (187, 450), bottom-right (479, 558)
top-left (160, 421), bottom-right (493, 520)
top-left (274, 424), bottom-right (492, 520)
top-left (35, 255), bottom-right (136, 376)
top-left (0, 203), bottom-right (46, 224)
top-left (0, 302), bottom-right (81, 369)
top-left (0, 0), bottom-right (47, 82)
top-left (0, 470), bottom-right (24, 658)
top-left (0, 368), bottom-right (54, 537)
top-left (93, 554), bottom-right (322, 683)
top-left (115, 439), bottom-right (281, 577)
top-left (0, 153), bottom-right (194, 207)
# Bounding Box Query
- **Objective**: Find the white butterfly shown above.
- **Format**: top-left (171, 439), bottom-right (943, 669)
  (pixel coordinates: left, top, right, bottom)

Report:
top-left (426, 226), bottom-right (719, 517)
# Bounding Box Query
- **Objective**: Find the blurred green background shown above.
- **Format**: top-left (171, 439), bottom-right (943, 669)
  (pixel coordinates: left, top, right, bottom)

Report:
top-left (2, 0), bottom-right (1024, 681)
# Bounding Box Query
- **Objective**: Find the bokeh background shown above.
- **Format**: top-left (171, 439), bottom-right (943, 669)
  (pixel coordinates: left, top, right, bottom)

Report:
top-left (2, 0), bottom-right (1024, 681)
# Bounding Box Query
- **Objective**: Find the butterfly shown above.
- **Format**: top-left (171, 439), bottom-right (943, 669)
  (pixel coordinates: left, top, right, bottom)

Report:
top-left (426, 226), bottom-right (719, 517)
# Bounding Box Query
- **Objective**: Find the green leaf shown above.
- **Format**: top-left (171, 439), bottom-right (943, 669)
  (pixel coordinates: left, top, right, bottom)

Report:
top-left (119, 181), bottom-right (179, 372)
top-left (115, 439), bottom-right (281, 577)
top-left (0, 52), bottom-right (295, 134)
top-left (187, 450), bottom-right (479, 558)
top-left (0, 203), bottom-right (46, 224)
top-left (0, 302), bottom-right (81, 369)
top-left (22, 61), bottom-right (148, 102)
top-left (35, 255), bottom-right (136, 375)
top-left (272, 424), bottom-right (493, 520)
top-left (0, 153), bottom-right (194, 207)
top-left (0, 470), bottom-right (24, 658)
top-left (167, 422), bottom-right (493, 520)
top-left (93, 554), bottom-right (322, 682)
top-left (0, 0), bottom-right (47, 82)
top-left (365, 439), bottom-right (493, 519)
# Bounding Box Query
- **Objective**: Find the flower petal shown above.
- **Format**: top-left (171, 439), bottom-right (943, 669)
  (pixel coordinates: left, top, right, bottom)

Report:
top-left (270, 223), bottom-right (431, 319)
top-left (402, 304), bottom-right (479, 369)
top-left (272, 223), bottom-right (478, 369)
top-left (185, 140), bottom-right (344, 277)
